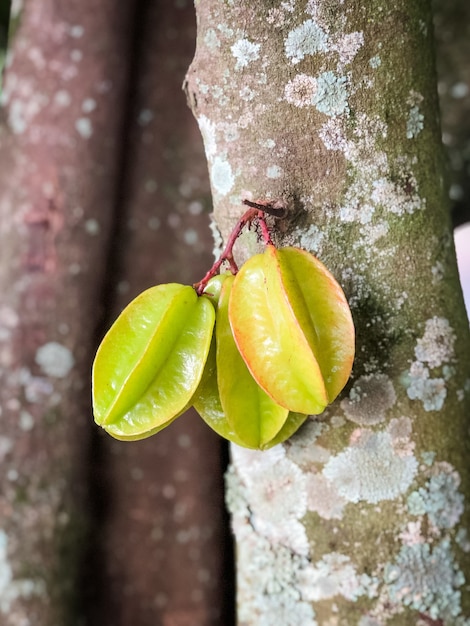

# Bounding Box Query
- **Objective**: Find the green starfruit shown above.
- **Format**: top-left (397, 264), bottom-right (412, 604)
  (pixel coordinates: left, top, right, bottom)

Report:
top-left (92, 283), bottom-right (215, 440)
top-left (194, 274), bottom-right (307, 449)
top-left (192, 334), bottom-right (247, 447)
top-left (229, 245), bottom-right (355, 415)
top-left (192, 275), bottom-right (246, 445)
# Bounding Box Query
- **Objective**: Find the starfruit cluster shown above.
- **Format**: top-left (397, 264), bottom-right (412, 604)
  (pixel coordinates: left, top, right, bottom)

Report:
top-left (92, 245), bottom-right (355, 449)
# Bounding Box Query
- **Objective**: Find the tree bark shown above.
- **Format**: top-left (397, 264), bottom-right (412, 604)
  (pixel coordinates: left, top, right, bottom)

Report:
top-left (186, 0), bottom-right (470, 624)
top-left (0, 0), bottom-right (136, 624)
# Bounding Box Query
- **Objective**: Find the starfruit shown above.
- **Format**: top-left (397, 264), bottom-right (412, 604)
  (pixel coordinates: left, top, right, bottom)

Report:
top-left (229, 245), bottom-right (355, 415)
top-left (191, 275), bottom-right (243, 444)
top-left (194, 274), bottom-right (307, 449)
top-left (92, 283), bottom-right (215, 440)
top-left (192, 333), bottom-right (247, 447)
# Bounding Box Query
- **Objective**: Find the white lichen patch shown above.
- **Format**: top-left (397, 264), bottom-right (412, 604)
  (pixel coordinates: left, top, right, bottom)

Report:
top-left (137, 108), bottom-right (153, 126)
top-left (0, 436), bottom-right (13, 461)
top-left (0, 529), bottom-right (46, 614)
top-left (209, 218), bottom-right (224, 259)
top-left (267, 7), bottom-right (288, 29)
top-left (323, 430), bottom-right (417, 504)
top-left (399, 520), bottom-right (425, 546)
top-left (387, 417), bottom-right (415, 457)
top-left (296, 223), bottom-right (325, 254)
top-left (314, 71), bottom-right (349, 116)
top-left (69, 24), bottom-right (85, 38)
top-left (405, 318), bottom-right (455, 412)
top-left (75, 117), bottom-right (93, 139)
top-left (318, 117), bottom-right (348, 151)
top-left (247, 456), bottom-right (307, 524)
top-left (380, 456), bottom-right (468, 620)
top-left (183, 228), bottom-right (198, 246)
top-left (266, 165), bottom-right (283, 179)
top-left (204, 28), bottom-right (220, 51)
top-left (0, 306), bottom-right (19, 342)
top-left (406, 105), bottom-right (424, 139)
top-left (17, 367), bottom-right (54, 403)
top-left (407, 469), bottom-right (464, 530)
top-left (406, 362), bottom-right (447, 411)
top-left (35, 342), bottom-right (74, 378)
top-left (230, 445), bottom-right (309, 554)
top-left (369, 221), bottom-right (391, 245)
top-left (260, 138), bottom-right (276, 149)
top-left (299, 552), bottom-right (377, 602)
top-left (234, 526), bottom-right (318, 626)
top-left (405, 90), bottom-right (425, 139)
top-left (421, 451), bottom-right (436, 466)
top-left (239, 85), bottom-right (256, 101)
top-left (322, 111), bottom-right (424, 241)
top-left (284, 19), bottom-right (328, 64)
top-left (285, 420), bottom-right (328, 469)
top-left (84, 218), bottom-right (100, 235)
top-left (359, 618), bottom-right (382, 626)
top-left (332, 31), bottom-right (364, 66)
top-left (219, 121), bottom-right (239, 142)
top-left (284, 74), bottom-right (317, 107)
top-left (19, 410), bottom-right (34, 431)
top-left (414, 317), bottom-right (456, 368)
top-left (210, 156), bottom-right (235, 196)
top-left (4, 82), bottom-right (49, 135)
top-left (305, 472), bottom-right (346, 519)
top-left (456, 528), bottom-right (470, 553)
top-left (197, 115), bottom-right (217, 157)
top-left (384, 539), bottom-right (465, 621)
top-left (228, 437), bottom-right (440, 622)
top-left (370, 176), bottom-right (422, 215)
top-left (341, 373), bottom-right (396, 425)
top-left (53, 89), bottom-right (71, 108)
top-left (231, 38), bottom-right (261, 70)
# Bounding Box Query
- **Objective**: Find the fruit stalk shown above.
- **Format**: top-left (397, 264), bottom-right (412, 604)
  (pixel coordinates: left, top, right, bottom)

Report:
top-left (193, 200), bottom-right (282, 295)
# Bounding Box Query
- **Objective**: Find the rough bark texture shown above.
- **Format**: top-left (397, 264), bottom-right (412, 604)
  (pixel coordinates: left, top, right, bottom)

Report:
top-left (186, 0), bottom-right (470, 624)
top-left (0, 1), bottom-right (136, 624)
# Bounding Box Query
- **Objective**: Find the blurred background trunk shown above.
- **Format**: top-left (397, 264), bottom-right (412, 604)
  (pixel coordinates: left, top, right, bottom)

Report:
top-left (0, 1), bottom-right (232, 625)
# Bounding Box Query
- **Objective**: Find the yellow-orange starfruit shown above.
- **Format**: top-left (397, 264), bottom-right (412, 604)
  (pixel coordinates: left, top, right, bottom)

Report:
top-left (229, 245), bottom-right (355, 415)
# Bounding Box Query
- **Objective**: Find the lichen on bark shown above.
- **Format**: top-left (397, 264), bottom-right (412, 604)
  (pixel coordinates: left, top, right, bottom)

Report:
top-left (186, 0), bottom-right (470, 624)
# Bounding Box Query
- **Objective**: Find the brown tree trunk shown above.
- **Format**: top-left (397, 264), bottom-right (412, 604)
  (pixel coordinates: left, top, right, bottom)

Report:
top-left (0, 1), bottom-right (232, 625)
top-left (0, 1), bottom-right (136, 623)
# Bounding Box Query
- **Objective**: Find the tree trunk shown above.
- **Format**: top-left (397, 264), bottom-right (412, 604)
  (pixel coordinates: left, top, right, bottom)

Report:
top-left (0, 1), bottom-right (232, 625)
top-left (185, 0), bottom-right (470, 624)
top-left (0, 1), bottom-right (136, 623)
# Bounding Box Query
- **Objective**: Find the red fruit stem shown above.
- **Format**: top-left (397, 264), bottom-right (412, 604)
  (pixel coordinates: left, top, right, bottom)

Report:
top-left (193, 200), bottom-right (278, 295)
